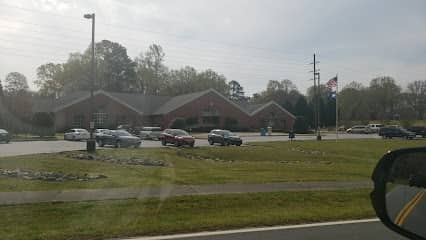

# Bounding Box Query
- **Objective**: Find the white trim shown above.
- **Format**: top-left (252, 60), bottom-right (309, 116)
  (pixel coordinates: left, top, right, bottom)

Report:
top-left (122, 219), bottom-right (379, 240)
top-left (54, 90), bottom-right (144, 115)
top-left (250, 101), bottom-right (296, 119)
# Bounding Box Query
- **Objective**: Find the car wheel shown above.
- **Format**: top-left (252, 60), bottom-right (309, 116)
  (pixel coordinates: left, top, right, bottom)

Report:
top-left (161, 139), bottom-right (167, 146)
top-left (174, 141), bottom-right (180, 147)
top-left (208, 139), bottom-right (214, 145)
top-left (115, 141), bottom-right (121, 148)
top-left (226, 141), bottom-right (230, 146)
top-left (190, 142), bottom-right (194, 148)
top-left (220, 140), bottom-right (225, 146)
top-left (98, 140), bottom-right (104, 147)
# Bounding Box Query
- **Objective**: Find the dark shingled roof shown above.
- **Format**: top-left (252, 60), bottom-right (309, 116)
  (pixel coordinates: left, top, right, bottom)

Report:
top-left (108, 92), bottom-right (171, 115)
top-left (153, 89), bottom-right (212, 115)
top-left (31, 89), bottom-right (294, 119)
top-left (234, 101), bottom-right (265, 114)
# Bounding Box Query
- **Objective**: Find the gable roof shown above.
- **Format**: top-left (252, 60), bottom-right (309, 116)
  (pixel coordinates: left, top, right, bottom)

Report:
top-left (34, 88), bottom-right (295, 119)
top-left (250, 101), bottom-right (296, 119)
top-left (153, 89), bottom-right (212, 115)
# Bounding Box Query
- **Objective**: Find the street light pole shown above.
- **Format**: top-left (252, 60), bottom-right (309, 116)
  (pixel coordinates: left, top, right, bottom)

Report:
top-left (84, 13), bottom-right (96, 152)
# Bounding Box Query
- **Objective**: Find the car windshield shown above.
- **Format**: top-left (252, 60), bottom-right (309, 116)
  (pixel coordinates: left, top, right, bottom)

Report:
top-left (1, 1), bottom-right (425, 239)
top-left (222, 130), bottom-right (235, 136)
top-left (173, 130), bottom-right (189, 136)
top-left (114, 131), bottom-right (132, 136)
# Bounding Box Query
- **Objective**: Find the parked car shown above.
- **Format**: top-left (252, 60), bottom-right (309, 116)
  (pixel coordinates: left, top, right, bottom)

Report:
top-left (160, 129), bottom-right (195, 147)
top-left (0, 129), bottom-right (11, 143)
top-left (208, 129), bottom-right (242, 146)
top-left (367, 123), bottom-right (384, 133)
top-left (139, 127), bottom-right (162, 140)
top-left (64, 128), bottom-right (90, 141)
top-left (407, 126), bottom-right (426, 137)
top-left (378, 126), bottom-right (416, 139)
top-left (346, 125), bottom-right (371, 134)
top-left (95, 128), bottom-right (109, 137)
top-left (96, 130), bottom-right (141, 148)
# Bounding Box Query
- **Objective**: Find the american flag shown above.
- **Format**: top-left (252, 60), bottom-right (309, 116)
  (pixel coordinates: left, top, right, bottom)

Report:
top-left (326, 76), bottom-right (338, 89)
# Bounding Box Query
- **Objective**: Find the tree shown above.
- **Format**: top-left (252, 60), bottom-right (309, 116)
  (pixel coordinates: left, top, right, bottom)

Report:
top-left (228, 80), bottom-right (245, 101)
top-left (368, 76), bottom-right (401, 120)
top-left (135, 44), bottom-right (168, 95)
top-left (91, 40), bottom-right (136, 92)
top-left (34, 63), bottom-right (64, 97)
top-left (252, 79), bottom-right (300, 108)
top-left (339, 82), bottom-right (369, 122)
top-left (405, 80), bottom-right (426, 119)
top-left (0, 78), bottom-right (3, 97)
top-left (4, 72), bottom-right (29, 94)
top-left (195, 69), bottom-right (229, 96)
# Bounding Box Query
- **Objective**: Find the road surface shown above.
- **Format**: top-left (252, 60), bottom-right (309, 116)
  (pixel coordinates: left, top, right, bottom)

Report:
top-left (126, 219), bottom-right (407, 240)
top-left (0, 133), bottom-right (381, 157)
top-left (386, 185), bottom-right (426, 237)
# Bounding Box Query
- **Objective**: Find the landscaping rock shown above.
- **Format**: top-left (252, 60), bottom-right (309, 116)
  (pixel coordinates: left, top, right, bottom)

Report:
top-left (0, 168), bottom-right (107, 182)
top-left (65, 153), bottom-right (166, 167)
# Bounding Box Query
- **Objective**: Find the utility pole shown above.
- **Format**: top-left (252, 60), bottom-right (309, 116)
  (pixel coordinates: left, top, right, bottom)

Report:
top-left (84, 13), bottom-right (96, 152)
top-left (312, 54), bottom-right (321, 141)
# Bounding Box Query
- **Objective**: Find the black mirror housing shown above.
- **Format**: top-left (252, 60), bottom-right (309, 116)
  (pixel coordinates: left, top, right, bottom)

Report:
top-left (371, 147), bottom-right (426, 240)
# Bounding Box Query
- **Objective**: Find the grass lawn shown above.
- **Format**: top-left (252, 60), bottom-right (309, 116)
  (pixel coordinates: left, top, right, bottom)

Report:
top-left (0, 139), bottom-right (425, 191)
top-left (0, 189), bottom-right (374, 240)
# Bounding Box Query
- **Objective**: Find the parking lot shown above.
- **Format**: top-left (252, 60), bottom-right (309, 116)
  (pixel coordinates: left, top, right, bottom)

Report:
top-left (0, 133), bottom-right (382, 157)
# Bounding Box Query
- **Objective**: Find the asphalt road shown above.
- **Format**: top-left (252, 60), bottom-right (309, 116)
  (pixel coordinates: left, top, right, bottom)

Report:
top-left (0, 133), bottom-right (381, 157)
top-left (386, 185), bottom-right (426, 237)
top-left (130, 220), bottom-right (408, 240)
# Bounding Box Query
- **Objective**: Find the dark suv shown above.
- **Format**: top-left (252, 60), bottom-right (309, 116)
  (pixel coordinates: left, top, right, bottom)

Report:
top-left (208, 129), bottom-right (242, 146)
top-left (378, 126), bottom-right (416, 139)
top-left (407, 126), bottom-right (426, 138)
top-left (160, 129), bottom-right (195, 147)
top-left (0, 129), bottom-right (10, 143)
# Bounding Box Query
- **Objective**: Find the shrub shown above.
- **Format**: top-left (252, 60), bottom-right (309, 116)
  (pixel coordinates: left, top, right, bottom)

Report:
top-left (293, 116), bottom-right (309, 134)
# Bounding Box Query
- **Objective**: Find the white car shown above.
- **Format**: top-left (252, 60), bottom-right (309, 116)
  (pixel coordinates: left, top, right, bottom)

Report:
top-left (139, 127), bottom-right (162, 140)
top-left (64, 128), bottom-right (90, 141)
top-left (367, 123), bottom-right (384, 133)
top-left (95, 128), bottom-right (109, 137)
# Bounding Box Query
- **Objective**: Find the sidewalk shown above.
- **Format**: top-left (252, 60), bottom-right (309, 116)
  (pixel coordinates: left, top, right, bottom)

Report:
top-left (0, 180), bottom-right (372, 205)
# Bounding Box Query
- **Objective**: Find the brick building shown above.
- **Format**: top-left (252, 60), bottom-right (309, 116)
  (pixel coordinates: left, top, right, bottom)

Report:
top-left (33, 89), bottom-right (296, 132)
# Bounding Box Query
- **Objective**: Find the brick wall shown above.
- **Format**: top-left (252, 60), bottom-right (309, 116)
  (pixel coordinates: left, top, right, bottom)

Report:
top-left (162, 91), bottom-right (250, 130)
top-left (55, 94), bottom-right (143, 131)
top-left (249, 103), bottom-right (295, 131)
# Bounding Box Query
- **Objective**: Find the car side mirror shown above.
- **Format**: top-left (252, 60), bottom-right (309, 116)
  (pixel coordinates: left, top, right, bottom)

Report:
top-left (371, 147), bottom-right (426, 240)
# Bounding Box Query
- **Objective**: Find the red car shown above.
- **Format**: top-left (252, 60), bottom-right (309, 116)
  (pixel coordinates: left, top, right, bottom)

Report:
top-left (160, 129), bottom-right (195, 147)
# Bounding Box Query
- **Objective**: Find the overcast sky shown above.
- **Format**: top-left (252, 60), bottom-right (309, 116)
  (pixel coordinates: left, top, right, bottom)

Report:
top-left (0, 0), bottom-right (425, 95)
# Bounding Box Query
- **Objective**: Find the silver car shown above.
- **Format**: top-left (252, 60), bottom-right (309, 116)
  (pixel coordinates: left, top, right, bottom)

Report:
top-left (139, 127), bottom-right (162, 140)
top-left (346, 125), bottom-right (371, 134)
top-left (64, 128), bottom-right (90, 141)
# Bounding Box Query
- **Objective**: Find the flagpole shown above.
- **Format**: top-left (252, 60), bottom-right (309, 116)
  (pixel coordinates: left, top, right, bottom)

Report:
top-left (335, 74), bottom-right (339, 141)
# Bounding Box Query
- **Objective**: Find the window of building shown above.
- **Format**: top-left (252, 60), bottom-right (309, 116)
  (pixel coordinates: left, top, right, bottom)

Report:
top-left (73, 115), bottom-right (84, 128)
top-left (93, 110), bottom-right (108, 127)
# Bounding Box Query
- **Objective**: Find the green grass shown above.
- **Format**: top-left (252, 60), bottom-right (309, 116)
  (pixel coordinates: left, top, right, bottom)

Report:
top-left (0, 189), bottom-right (374, 240)
top-left (0, 139), bottom-right (425, 191)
